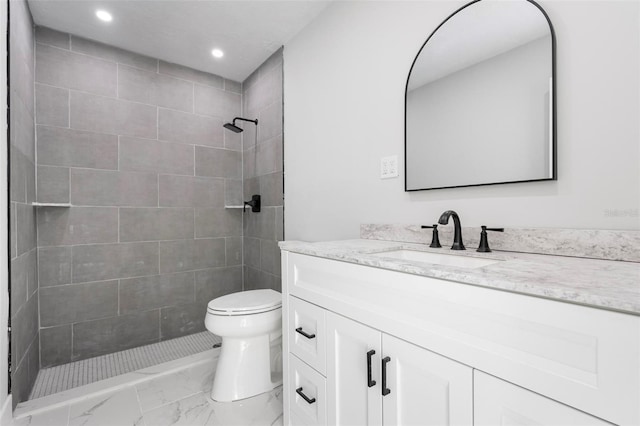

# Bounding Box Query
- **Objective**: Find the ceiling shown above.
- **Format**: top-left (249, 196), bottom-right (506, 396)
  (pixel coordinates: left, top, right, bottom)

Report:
top-left (27, 0), bottom-right (332, 82)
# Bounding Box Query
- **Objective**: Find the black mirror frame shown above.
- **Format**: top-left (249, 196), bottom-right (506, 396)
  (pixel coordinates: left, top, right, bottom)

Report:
top-left (404, 0), bottom-right (557, 192)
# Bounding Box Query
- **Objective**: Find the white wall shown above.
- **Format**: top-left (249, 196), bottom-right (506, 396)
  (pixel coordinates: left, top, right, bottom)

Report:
top-left (0, 0), bottom-right (11, 419)
top-left (284, 0), bottom-right (640, 242)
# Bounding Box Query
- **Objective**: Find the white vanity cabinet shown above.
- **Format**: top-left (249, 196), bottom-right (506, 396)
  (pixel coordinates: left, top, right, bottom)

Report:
top-left (326, 311), bottom-right (472, 426)
top-left (282, 251), bottom-right (640, 426)
top-left (287, 298), bottom-right (472, 426)
top-left (474, 372), bottom-right (611, 425)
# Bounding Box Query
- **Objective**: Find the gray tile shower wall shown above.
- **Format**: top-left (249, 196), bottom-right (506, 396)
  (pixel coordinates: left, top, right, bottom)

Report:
top-left (34, 27), bottom-right (245, 367)
top-left (9, 0), bottom-right (39, 406)
top-left (242, 49), bottom-right (284, 291)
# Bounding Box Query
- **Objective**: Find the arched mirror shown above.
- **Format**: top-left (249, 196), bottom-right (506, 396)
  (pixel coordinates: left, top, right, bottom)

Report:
top-left (405, 0), bottom-right (556, 191)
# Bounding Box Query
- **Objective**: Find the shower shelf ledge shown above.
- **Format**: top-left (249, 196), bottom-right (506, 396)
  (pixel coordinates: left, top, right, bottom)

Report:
top-left (32, 202), bottom-right (72, 207)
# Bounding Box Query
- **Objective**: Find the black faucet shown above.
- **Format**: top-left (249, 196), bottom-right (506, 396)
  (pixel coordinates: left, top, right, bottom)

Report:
top-left (438, 210), bottom-right (465, 250)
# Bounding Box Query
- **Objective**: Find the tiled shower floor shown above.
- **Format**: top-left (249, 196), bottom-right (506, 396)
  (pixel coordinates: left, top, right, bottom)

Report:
top-left (14, 338), bottom-right (283, 426)
top-left (31, 332), bottom-right (221, 399)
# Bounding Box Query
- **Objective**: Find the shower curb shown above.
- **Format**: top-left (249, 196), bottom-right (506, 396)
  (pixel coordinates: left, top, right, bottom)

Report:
top-left (14, 348), bottom-right (219, 419)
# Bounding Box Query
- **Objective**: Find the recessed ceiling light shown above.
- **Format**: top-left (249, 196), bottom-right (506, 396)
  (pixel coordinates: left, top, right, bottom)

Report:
top-left (96, 10), bottom-right (113, 22)
top-left (211, 49), bottom-right (224, 59)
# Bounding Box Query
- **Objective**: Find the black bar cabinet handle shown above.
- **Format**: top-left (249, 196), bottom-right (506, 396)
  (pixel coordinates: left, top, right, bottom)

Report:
top-left (367, 350), bottom-right (376, 388)
top-left (296, 387), bottom-right (316, 404)
top-left (295, 327), bottom-right (316, 339)
top-left (382, 356), bottom-right (391, 396)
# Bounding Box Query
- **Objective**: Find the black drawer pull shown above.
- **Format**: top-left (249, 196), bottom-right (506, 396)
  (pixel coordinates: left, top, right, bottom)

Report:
top-left (296, 387), bottom-right (316, 404)
top-left (295, 327), bottom-right (316, 339)
top-left (382, 356), bottom-right (391, 396)
top-left (367, 350), bottom-right (376, 388)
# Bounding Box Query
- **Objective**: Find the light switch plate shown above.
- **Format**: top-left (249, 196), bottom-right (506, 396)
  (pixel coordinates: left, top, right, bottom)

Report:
top-left (381, 155), bottom-right (399, 179)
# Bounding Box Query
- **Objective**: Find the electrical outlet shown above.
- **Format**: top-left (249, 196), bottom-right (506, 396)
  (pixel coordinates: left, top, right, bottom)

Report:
top-left (380, 155), bottom-right (399, 179)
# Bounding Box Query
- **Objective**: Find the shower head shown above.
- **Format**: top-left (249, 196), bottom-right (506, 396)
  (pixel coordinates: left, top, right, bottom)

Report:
top-left (223, 122), bottom-right (244, 133)
top-left (223, 117), bottom-right (258, 133)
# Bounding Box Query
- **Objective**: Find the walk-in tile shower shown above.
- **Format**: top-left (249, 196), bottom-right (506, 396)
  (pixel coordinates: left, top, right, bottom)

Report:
top-left (8, 0), bottom-right (284, 404)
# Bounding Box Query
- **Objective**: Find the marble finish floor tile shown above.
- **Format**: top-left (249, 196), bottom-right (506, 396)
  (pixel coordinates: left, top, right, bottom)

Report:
top-left (143, 387), bottom-right (283, 426)
top-left (136, 358), bottom-right (217, 412)
top-left (13, 404), bottom-right (70, 426)
top-left (13, 354), bottom-right (283, 426)
top-left (142, 392), bottom-right (216, 426)
top-left (68, 387), bottom-right (143, 426)
top-left (208, 387), bottom-right (283, 426)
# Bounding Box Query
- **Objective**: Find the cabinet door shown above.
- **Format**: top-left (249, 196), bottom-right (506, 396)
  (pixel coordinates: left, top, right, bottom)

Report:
top-left (326, 312), bottom-right (382, 426)
top-left (382, 334), bottom-right (472, 426)
top-left (474, 371), bottom-right (612, 425)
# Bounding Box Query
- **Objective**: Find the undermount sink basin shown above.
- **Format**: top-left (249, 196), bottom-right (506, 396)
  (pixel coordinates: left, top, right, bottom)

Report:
top-left (371, 249), bottom-right (501, 269)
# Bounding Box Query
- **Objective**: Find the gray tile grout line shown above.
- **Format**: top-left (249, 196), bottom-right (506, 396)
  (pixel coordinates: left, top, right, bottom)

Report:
top-left (36, 40), bottom-right (231, 90)
top-left (39, 236), bottom-right (230, 249)
top-left (37, 204), bottom-right (231, 212)
top-left (36, 126), bottom-right (237, 155)
top-left (73, 359), bottom-right (79, 389)
top-left (70, 322), bottom-right (74, 373)
top-left (38, 265), bottom-right (241, 293)
top-left (41, 79), bottom-right (227, 120)
top-left (116, 62), bottom-right (119, 99)
top-left (133, 383), bottom-right (144, 423)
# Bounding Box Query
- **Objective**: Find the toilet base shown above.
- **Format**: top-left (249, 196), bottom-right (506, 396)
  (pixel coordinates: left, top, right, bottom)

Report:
top-left (211, 335), bottom-right (283, 402)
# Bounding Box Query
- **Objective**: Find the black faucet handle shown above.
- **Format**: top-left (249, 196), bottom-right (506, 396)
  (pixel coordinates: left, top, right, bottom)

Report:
top-left (477, 226), bottom-right (504, 252)
top-left (482, 226), bottom-right (504, 232)
top-left (421, 224), bottom-right (442, 248)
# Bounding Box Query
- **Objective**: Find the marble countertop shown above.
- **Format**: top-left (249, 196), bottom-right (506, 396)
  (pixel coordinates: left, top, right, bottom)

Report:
top-left (279, 239), bottom-right (640, 316)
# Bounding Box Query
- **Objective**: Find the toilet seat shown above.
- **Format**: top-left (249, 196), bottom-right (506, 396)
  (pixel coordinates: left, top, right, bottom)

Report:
top-left (207, 289), bottom-right (282, 316)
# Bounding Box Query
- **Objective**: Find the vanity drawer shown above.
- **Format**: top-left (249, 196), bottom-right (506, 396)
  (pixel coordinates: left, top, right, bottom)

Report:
top-left (289, 296), bottom-right (326, 375)
top-left (289, 354), bottom-right (327, 426)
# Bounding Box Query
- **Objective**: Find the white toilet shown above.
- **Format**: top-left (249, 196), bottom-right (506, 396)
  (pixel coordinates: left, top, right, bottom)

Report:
top-left (205, 289), bottom-right (283, 402)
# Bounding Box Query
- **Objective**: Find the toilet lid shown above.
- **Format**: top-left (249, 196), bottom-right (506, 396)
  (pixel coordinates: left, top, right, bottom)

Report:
top-left (207, 289), bottom-right (282, 315)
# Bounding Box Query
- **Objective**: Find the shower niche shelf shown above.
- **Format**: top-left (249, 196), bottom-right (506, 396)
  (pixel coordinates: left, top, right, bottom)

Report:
top-left (32, 202), bottom-right (72, 207)
top-left (226, 195), bottom-right (261, 212)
